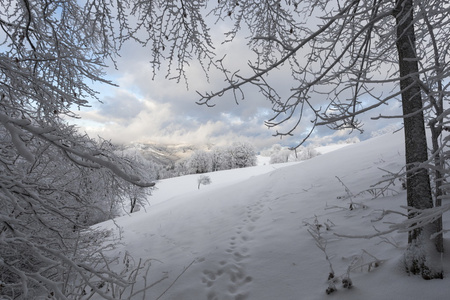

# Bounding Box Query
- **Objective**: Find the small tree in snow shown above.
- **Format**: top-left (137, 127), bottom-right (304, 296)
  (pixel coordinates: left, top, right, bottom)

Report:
top-left (198, 175), bottom-right (212, 189)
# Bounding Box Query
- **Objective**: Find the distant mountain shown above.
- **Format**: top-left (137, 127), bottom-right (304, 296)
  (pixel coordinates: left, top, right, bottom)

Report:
top-left (126, 142), bottom-right (214, 166)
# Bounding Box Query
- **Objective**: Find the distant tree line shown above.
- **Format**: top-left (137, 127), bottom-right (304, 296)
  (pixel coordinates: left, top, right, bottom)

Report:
top-left (146, 140), bottom-right (336, 180)
top-left (178, 141), bottom-right (258, 175)
top-left (149, 141), bottom-right (257, 179)
top-left (263, 137), bottom-right (359, 165)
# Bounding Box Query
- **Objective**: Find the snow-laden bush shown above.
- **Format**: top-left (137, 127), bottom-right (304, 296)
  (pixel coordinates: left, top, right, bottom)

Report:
top-left (198, 175), bottom-right (212, 189)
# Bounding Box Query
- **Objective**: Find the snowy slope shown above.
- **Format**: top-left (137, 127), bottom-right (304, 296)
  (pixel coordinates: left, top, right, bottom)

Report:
top-left (315, 143), bottom-right (351, 154)
top-left (97, 131), bottom-right (450, 300)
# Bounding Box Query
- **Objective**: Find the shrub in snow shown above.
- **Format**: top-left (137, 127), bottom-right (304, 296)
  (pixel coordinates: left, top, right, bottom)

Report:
top-left (342, 277), bottom-right (353, 289)
top-left (325, 283), bottom-right (337, 295)
top-left (198, 175), bottom-right (212, 189)
top-left (306, 216), bottom-right (377, 295)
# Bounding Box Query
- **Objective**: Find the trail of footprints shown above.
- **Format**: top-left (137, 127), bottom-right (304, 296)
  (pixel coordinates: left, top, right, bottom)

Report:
top-left (201, 198), bottom-right (266, 300)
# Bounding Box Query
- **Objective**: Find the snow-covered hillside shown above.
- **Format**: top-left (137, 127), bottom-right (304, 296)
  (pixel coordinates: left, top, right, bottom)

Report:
top-left (97, 131), bottom-right (450, 300)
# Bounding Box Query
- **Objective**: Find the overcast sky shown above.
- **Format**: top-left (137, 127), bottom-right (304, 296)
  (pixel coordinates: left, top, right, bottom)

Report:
top-left (72, 21), bottom-right (403, 150)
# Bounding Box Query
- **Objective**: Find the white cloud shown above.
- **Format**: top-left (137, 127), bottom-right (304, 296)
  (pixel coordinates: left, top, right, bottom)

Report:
top-left (71, 24), bottom-right (403, 150)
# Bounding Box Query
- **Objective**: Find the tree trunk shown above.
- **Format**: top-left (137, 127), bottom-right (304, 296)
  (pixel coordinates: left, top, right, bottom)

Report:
top-left (394, 0), bottom-right (443, 279)
top-left (430, 120), bottom-right (444, 254)
top-left (130, 197), bottom-right (137, 213)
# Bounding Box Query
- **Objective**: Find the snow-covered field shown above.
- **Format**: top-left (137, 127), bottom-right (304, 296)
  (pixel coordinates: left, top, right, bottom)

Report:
top-left (97, 131), bottom-right (450, 300)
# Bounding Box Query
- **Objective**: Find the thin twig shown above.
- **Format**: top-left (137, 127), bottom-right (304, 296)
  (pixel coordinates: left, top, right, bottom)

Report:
top-left (155, 260), bottom-right (196, 300)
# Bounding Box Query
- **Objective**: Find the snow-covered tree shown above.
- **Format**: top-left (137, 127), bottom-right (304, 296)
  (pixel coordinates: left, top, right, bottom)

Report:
top-left (210, 146), bottom-right (226, 171)
top-left (229, 142), bottom-right (257, 169)
top-left (171, 159), bottom-right (188, 177)
top-left (270, 150), bottom-right (290, 164)
top-left (265, 144), bottom-right (319, 164)
top-left (0, 123), bottom-right (154, 298)
top-left (265, 144), bottom-right (291, 164)
top-left (115, 148), bottom-right (156, 213)
top-left (184, 143), bottom-right (257, 173)
top-left (0, 1), bottom-right (156, 297)
top-left (216, 146), bottom-right (235, 171)
top-left (293, 146), bottom-right (320, 162)
top-left (188, 150), bottom-right (213, 174)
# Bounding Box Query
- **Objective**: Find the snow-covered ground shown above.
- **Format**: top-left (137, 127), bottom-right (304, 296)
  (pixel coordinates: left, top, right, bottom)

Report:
top-left (315, 143), bottom-right (352, 154)
top-left (97, 131), bottom-right (450, 300)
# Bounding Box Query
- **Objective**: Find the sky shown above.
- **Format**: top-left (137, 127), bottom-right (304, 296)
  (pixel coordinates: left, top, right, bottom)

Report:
top-left (71, 11), bottom-right (403, 151)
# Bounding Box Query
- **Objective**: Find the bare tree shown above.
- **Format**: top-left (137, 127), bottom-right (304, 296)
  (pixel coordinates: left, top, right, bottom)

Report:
top-left (0, 1), bottom-right (158, 298)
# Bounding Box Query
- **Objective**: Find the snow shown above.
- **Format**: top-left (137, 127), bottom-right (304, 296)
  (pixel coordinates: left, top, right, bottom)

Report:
top-left (315, 143), bottom-right (351, 154)
top-left (96, 131), bottom-right (450, 300)
top-left (256, 155), bottom-right (271, 166)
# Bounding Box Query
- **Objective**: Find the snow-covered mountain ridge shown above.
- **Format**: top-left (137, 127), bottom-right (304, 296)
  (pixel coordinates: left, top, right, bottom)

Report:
top-left (127, 142), bottom-right (208, 165)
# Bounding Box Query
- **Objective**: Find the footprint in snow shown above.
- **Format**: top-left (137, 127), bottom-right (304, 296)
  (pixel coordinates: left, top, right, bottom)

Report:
top-left (200, 199), bottom-right (266, 299)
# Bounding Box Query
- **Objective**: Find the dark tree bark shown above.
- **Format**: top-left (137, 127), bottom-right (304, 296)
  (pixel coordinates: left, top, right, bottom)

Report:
top-left (130, 197), bottom-right (137, 213)
top-left (394, 0), bottom-right (442, 279)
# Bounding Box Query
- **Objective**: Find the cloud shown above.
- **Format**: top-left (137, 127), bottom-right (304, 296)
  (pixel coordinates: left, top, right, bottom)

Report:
top-left (71, 25), bottom-right (403, 150)
top-left (97, 90), bottom-right (147, 124)
top-left (74, 90), bottom-right (280, 149)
